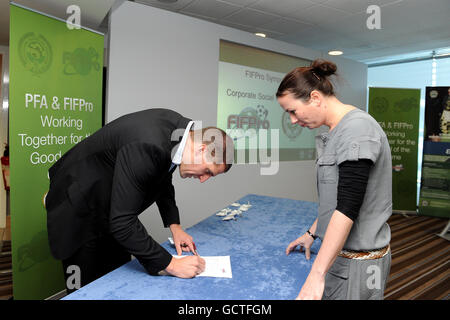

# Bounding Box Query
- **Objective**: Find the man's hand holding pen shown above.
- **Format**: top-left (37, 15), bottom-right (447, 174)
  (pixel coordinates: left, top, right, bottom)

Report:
top-left (164, 255), bottom-right (205, 278)
top-left (166, 224), bottom-right (205, 278)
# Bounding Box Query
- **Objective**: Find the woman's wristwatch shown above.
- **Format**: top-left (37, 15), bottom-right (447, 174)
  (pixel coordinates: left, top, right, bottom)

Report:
top-left (306, 230), bottom-right (318, 240)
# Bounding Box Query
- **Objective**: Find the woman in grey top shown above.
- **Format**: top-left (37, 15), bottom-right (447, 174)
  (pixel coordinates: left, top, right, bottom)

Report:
top-left (277, 59), bottom-right (392, 300)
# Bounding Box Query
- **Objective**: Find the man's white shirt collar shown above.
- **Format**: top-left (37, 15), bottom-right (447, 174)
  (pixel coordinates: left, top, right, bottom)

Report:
top-left (171, 121), bottom-right (194, 166)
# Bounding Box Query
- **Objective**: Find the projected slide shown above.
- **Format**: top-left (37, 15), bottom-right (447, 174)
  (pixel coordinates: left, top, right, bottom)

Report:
top-left (217, 40), bottom-right (315, 162)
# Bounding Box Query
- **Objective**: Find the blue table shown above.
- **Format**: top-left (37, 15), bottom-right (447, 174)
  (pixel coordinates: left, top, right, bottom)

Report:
top-left (63, 194), bottom-right (321, 300)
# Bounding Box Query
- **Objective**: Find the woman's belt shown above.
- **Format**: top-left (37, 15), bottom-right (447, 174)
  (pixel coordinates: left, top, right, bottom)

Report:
top-left (338, 244), bottom-right (390, 260)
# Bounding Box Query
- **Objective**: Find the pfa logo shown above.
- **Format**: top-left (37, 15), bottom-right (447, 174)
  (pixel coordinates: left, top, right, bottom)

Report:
top-left (371, 97), bottom-right (389, 113)
top-left (18, 32), bottom-right (53, 75)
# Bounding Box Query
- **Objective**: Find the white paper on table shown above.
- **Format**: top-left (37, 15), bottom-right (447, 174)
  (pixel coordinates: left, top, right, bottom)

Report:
top-left (172, 255), bottom-right (232, 278)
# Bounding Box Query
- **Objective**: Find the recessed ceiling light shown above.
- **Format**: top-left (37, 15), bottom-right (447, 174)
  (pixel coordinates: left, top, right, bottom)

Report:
top-left (328, 50), bottom-right (343, 56)
top-left (255, 33), bottom-right (266, 38)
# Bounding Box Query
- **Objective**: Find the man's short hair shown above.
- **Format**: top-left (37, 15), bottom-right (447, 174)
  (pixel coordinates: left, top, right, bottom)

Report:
top-left (190, 127), bottom-right (234, 172)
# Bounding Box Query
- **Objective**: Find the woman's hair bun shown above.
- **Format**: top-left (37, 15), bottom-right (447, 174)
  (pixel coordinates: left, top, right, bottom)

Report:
top-left (311, 59), bottom-right (337, 77)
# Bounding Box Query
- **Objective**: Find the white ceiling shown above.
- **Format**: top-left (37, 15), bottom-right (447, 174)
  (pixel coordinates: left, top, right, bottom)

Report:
top-left (1, 0), bottom-right (449, 64)
top-left (133, 0), bottom-right (450, 63)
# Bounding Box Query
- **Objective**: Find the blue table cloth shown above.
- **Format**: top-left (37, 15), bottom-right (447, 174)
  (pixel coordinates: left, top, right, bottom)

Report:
top-left (63, 194), bottom-right (321, 300)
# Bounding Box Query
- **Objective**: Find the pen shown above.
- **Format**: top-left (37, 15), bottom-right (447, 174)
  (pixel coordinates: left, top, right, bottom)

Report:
top-left (193, 242), bottom-right (199, 256)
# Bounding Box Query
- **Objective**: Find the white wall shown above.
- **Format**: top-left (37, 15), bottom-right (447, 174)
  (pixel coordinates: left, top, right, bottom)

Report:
top-left (107, 1), bottom-right (367, 243)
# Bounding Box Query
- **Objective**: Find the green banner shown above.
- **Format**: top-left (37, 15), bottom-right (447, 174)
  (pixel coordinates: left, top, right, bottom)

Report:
top-left (368, 87), bottom-right (420, 212)
top-left (9, 4), bottom-right (103, 299)
top-left (418, 87), bottom-right (450, 218)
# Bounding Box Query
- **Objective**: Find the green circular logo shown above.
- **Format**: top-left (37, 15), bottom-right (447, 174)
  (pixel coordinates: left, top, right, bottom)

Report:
top-left (282, 111), bottom-right (302, 140)
top-left (18, 32), bottom-right (53, 75)
top-left (371, 97), bottom-right (389, 113)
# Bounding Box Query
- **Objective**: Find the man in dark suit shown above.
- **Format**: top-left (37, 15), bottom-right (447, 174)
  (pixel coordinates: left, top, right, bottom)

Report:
top-left (45, 108), bottom-right (234, 292)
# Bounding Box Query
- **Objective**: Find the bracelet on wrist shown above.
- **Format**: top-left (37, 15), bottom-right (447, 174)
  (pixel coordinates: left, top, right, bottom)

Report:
top-left (306, 230), bottom-right (318, 240)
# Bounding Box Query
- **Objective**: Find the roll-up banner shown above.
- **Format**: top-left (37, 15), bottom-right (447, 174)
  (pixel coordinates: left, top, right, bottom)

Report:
top-left (418, 86), bottom-right (450, 218)
top-left (368, 87), bottom-right (421, 212)
top-left (9, 3), bottom-right (103, 299)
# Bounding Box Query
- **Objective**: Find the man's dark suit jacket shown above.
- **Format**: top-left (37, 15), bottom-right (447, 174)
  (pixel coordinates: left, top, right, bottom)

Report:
top-left (46, 108), bottom-right (191, 275)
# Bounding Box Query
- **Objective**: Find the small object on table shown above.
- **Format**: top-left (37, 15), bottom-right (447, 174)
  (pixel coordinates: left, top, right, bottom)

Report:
top-left (222, 215), bottom-right (236, 221)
